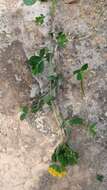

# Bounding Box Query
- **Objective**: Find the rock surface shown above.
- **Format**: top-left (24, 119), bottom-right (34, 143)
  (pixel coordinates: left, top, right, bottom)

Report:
top-left (0, 0), bottom-right (107, 190)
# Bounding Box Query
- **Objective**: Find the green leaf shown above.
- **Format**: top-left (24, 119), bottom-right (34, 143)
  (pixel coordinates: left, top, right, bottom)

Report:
top-left (45, 52), bottom-right (53, 62)
top-left (77, 72), bottom-right (83, 80)
top-left (61, 120), bottom-right (66, 128)
top-left (88, 123), bottom-right (97, 137)
top-left (62, 117), bottom-right (84, 128)
top-left (81, 64), bottom-right (88, 71)
top-left (48, 75), bottom-right (57, 81)
top-left (73, 69), bottom-right (80, 75)
top-left (39, 48), bottom-right (47, 57)
top-left (43, 95), bottom-right (55, 105)
top-left (31, 61), bottom-right (44, 75)
top-left (64, 127), bottom-right (72, 139)
top-left (49, 163), bottom-right (66, 173)
top-left (28, 56), bottom-right (42, 66)
top-left (28, 48), bottom-right (52, 75)
top-left (23, 0), bottom-right (37, 5)
top-left (28, 56), bottom-right (44, 75)
top-left (20, 106), bottom-right (29, 120)
top-left (31, 94), bottom-right (54, 113)
top-left (48, 74), bottom-right (58, 89)
top-left (61, 117), bottom-right (84, 129)
top-left (48, 74), bottom-right (63, 89)
top-left (73, 64), bottom-right (88, 81)
top-left (52, 151), bottom-right (57, 162)
top-left (31, 99), bottom-right (44, 113)
top-left (69, 117), bottom-right (84, 125)
top-left (52, 143), bottom-right (79, 167)
top-left (39, 48), bottom-right (52, 62)
top-left (96, 174), bottom-right (104, 182)
top-left (56, 32), bottom-right (68, 47)
top-left (35, 14), bottom-right (45, 25)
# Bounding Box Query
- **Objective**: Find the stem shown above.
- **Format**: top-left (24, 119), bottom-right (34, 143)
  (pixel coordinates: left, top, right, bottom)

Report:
top-left (51, 0), bottom-right (56, 16)
top-left (80, 81), bottom-right (90, 132)
top-left (51, 102), bottom-right (61, 127)
top-left (48, 0), bottom-right (65, 141)
top-left (80, 79), bottom-right (85, 97)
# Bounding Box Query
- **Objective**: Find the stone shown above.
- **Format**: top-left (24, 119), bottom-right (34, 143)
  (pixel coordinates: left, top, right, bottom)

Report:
top-left (30, 83), bottom-right (40, 98)
top-left (0, 40), bottom-right (32, 115)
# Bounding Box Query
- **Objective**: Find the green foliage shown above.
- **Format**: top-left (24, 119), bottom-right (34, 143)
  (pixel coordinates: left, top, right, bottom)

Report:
top-left (68, 117), bottom-right (84, 125)
top-left (31, 99), bottom-right (44, 113)
top-left (81, 63), bottom-right (88, 71)
top-left (23, 0), bottom-right (37, 5)
top-left (39, 47), bottom-right (52, 62)
top-left (49, 163), bottom-right (65, 173)
top-left (77, 72), bottom-right (83, 80)
top-left (45, 52), bottom-right (53, 62)
top-left (48, 74), bottom-right (63, 89)
top-left (35, 14), bottom-right (45, 25)
top-left (62, 118), bottom-right (97, 138)
top-left (56, 32), bottom-right (68, 47)
top-left (64, 127), bottom-right (72, 139)
top-left (39, 47), bottom-right (47, 57)
top-left (28, 55), bottom-right (44, 75)
top-left (62, 117), bottom-right (84, 128)
top-left (31, 94), bottom-right (54, 113)
top-left (96, 174), bottom-right (104, 182)
top-left (21, 1), bottom-right (97, 178)
top-left (20, 106), bottom-right (29, 120)
top-left (88, 123), bottom-right (97, 137)
top-left (73, 64), bottom-right (88, 81)
top-left (43, 95), bottom-right (55, 105)
top-left (28, 48), bottom-right (50, 75)
top-left (52, 143), bottom-right (79, 167)
top-left (73, 69), bottom-right (80, 75)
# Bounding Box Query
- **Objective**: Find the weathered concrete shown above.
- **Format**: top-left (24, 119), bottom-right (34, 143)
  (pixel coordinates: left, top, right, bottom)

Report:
top-left (0, 0), bottom-right (107, 190)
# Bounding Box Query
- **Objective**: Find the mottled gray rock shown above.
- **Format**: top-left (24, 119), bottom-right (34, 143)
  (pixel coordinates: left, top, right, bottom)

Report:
top-left (0, 40), bottom-right (32, 115)
top-left (30, 83), bottom-right (40, 98)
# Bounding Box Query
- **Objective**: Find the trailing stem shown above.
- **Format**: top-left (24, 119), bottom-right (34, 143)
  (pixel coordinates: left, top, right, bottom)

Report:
top-left (80, 79), bottom-right (85, 97)
top-left (51, 0), bottom-right (56, 16)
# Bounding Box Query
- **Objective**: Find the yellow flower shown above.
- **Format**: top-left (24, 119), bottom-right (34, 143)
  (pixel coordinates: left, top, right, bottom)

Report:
top-left (48, 166), bottom-right (67, 177)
